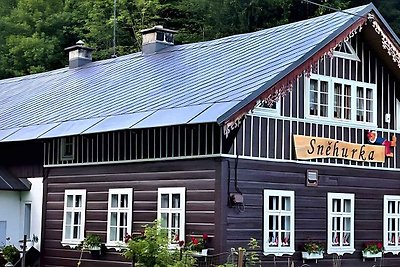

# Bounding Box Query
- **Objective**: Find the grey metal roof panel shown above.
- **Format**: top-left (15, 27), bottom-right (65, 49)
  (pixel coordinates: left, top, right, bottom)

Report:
top-left (0, 128), bottom-right (20, 141)
top-left (189, 101), bottom-right (240, 124)
top-left (83, 112), bottom-right (153, 134)
top-left (0, 4), bottom-right (393, 140)
top-left (39, 117), bottom-right (104, 139)
top-left (2, 123), bottom-right (60, 142)
top-left (0, 167), bottom-right (30, 191)
top-left (133, 104), bottom-right (211, 129)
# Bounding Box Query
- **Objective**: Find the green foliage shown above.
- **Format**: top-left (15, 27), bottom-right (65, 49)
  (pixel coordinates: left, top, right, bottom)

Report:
top-left (122, 221), bottom-right (195, 267)
top-left (83, 233), bottom-right (102, 249)
top-left (217, 238), bottom-right (261, 267)
top-left (0, 0), bottom-right (398, 79)
top-left (1, 245), bottom-right (20, 264)
top-left (303, 241), bottom-right (324, 253)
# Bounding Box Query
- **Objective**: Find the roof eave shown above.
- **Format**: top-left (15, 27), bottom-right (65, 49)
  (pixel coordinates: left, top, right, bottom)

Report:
top-left (216, 4), bottom-right (377, 127)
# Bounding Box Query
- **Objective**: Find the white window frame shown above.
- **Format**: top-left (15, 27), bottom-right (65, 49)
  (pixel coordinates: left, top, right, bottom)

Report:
top-left (157, 187), bottom-right (186, 247)
top-left (263, 189), bottom-right (295, 256)
top-left (106, 188), bottom-right (133, 248)
top-left (61, 189), bottom-right (86, 247)
top-left (305, 74), bottom-right (377, 127)
top-left (332, 41), bottom-right (361, 62)
top-left (61, 137), bottom-right (75, 161)
top-left (384, 195), bottom-right (400, 254)
top-left (327, 192), bottom-right (355, 255)
top-left (253, 99), bottom-right (281, 117)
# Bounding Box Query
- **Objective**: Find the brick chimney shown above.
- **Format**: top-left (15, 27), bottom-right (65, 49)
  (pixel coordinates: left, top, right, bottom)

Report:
top-left (140, 25), bottom-right (177, 54)
top-left (65, 40), bottom-right (94, 68)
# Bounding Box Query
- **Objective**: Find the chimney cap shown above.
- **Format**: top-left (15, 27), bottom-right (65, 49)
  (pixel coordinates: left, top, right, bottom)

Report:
top-left (64, 40), bottom-right (94, 52)
top-left (140, 25), bottom-right (177, 35)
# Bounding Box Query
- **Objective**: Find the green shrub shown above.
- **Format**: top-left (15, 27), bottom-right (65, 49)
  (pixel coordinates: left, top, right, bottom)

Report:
top-left (2, 245), bottom-right (20, 264)
top-left (122, 221), bottom-right (195, 267)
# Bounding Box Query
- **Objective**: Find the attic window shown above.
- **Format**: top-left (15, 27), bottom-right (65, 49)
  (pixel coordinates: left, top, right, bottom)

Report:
top-left (253, 100), bottom-right (281, 117)
top-left (333, 41), bottom-right (360, 61)
top-left (61, 137), bottom-right (75, 161)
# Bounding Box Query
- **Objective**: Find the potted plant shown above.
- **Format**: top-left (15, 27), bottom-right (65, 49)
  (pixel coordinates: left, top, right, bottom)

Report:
top-left (362, 241), bottom-right (383, 260)
top-left (2, 244), bottom-right (20, 266)
top-left (83, 233), bottom-right (102, 254)
top-left (187, 233), bottom-right (209, 256)
top-left (302, 241), bottom-right (324, 262)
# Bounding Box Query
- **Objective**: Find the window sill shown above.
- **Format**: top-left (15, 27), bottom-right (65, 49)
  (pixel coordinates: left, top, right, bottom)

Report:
top-left (384, 250), bottom-right (400, 255)
top-left (263, 249), bottom-right (295, 257)
top-left (327, 248), bottom-right (355, 256)
top-left (61, 241), bottom-right (82, 249)
top-left (304, 115), bottom-right (377, 129)
top-left (105, 242), bottom-right (126, 251)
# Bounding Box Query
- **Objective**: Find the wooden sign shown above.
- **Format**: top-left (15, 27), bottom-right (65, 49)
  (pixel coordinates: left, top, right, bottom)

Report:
top-left (293, 135), bottom-right (386, 163)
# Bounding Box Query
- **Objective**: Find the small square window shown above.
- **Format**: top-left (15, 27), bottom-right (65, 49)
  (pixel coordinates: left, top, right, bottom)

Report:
top-left (61, 137), bottom-right (75, 161)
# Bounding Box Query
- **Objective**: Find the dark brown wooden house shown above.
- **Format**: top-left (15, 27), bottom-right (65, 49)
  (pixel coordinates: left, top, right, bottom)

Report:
top-left (1, 3), bottom-right (400, 267)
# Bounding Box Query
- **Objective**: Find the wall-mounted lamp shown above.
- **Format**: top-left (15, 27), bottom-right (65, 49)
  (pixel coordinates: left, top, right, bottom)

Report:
top-left (306, 169), bottom-right (319, 187)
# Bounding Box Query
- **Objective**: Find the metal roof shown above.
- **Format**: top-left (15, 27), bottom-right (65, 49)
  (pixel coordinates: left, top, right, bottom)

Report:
top-left (0, 3), bottom-right (393, 142)
top-left (0, 167), bottom-right (31, 191)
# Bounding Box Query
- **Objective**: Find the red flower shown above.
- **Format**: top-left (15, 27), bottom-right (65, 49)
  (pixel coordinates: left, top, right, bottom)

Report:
top-left (193, 238), bottom-right (199, 245)
top-left (191, 236), bottom-right (195, 242)
top-left (178, 240), bottom-right (185, 247)
top-left (377, 242), bottom-right (383, 249)
top-left (202, 233), bottom-right (208, 240)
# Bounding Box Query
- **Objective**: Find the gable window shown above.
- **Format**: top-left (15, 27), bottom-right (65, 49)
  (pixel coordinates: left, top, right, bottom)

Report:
top-left (384, 195), bottom-right (400, 254)
top-left (332, 41), bottom-right (360, 61)
top-left (305, 74), bottom-right (377, 125)
top-left (61, 137), bottom-right (75, 161)
top-left (263, 189), bottom-right (295, 256)
top-left (327, 193), bottom-right (355, 255)
top-left (107, 188), bottom-right (133, 247)
top-left (253, 100), bottom-right (281, 117)
top-left (62, 189), bottom-right (86, 247)
top-left (157, 187), bottom-right (185, 245)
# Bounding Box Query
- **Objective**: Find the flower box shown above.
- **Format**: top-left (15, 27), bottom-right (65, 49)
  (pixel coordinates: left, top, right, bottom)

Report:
top-left (362, 251), bottom-right (382, 258)
top-left (301, 251), bottom-right (324, 260)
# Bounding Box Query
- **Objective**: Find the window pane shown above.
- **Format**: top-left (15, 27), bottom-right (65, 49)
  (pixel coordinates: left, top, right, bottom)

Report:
top-left (332, 217), bottom-right (340, 231)
top-left (67, 195), bottom-right (73, 207)
top-left (333, 199), bottom-right (341, 212)
top-left (172, 194), bottom-right (180, 208)
top-left (281, 232), bottom-right (290, 246)
top-left (281, 216), bottom-right (290, 230)
top-left (119, 227), bottom-right (127, 241)
top-left (172, 213), bottom-right (180, 228)
top-left (120, 194), bottom-right (128, 208)
top-left (73, 226), bottom-right (80, 239)
top-left (160, 213), bottom-right (169, 228)
top-left (110, 227), bottom-right (117, 241)
top-left (282, 197), bottom-right (291, 211)
top-left (111, 194), bottom-right (118, 208)
top-left (65, 225), bottom-right (71, 239)
top-left (269, 196), bottom-right (279, 210)
top-left (66, 212), bottom-right (72, 225)
top-left (332, 231), bottom-right (340, 246)
top-left (75, 195), bottom-right (82, 208)
top-left (343, 232), bottom-right (350, 246)
top-left (344, 199), bottom-right (351, 213)
top-left (269, 232), bottom-right (278, 247)
top-left (74, 212), bottom-right (81, 225)
top-left (269, 215), bottom-right (278, 230)
top-left (111, 212), bottom-right (117, 226)
top-left (161, 194), bottom-right (169, 208)
top-left (120, 212), bottom-right (127, 227)
top-left (344, 217), bottom-right (351, 231)
top-left (389, 201), bottom-right (395, 213)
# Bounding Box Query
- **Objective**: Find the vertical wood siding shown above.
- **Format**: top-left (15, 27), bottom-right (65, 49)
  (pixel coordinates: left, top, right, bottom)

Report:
top-left (230, 34), bottom-right (400, 170)
top-left (42, 159), bottom-right (219, 267)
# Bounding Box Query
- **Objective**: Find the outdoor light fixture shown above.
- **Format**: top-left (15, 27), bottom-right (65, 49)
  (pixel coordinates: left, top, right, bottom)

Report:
top-left (306, 169), bottom-right (319, 187)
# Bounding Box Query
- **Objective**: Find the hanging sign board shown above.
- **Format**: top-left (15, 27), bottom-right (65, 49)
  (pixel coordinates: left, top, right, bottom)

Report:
top-left (293, 135), bottom-right (385, 163)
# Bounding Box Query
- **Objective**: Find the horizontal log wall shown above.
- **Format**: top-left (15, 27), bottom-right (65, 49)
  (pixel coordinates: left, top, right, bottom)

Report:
top-left (224, 158), bottom-right (400, 267)
top-left (42, 159), bottom-right (220, 267)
